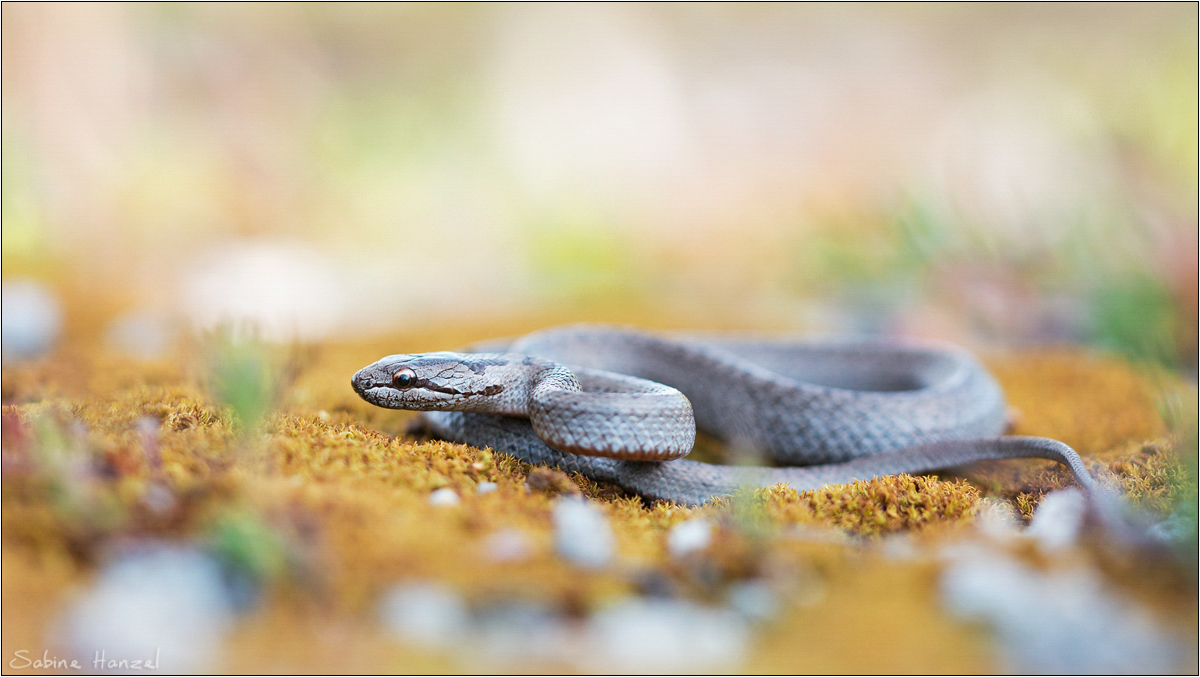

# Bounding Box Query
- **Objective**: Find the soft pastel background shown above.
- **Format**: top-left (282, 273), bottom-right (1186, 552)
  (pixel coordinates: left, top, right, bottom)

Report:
top-left (2, 3), bottom-right (1197, 674)
top-left (3, 3), bottom-right (1196, 363)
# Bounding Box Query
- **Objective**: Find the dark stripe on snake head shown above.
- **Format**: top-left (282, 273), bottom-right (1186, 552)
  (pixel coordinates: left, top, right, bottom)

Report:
top-left (414, 381), bottom-right (505, 397)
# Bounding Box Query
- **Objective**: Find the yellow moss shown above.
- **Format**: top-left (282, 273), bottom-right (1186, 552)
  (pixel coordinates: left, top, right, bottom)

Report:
top-left (747, 557), bottom-right (994, 674)
top-left (935, 349), bottom-right (1185, 513)
top-left (2, 330), bottom-right (1196, 674)
top-left (710, 475), bottom-right (981, 537)
top-left (1, 546), bottom-right (86, 660)
top-left (986, 349), bottom-right (1167, 456)
top-left (220, 598), bottom-right (458, 674)
top-left (1106, 440), bottom-right (1195, 514)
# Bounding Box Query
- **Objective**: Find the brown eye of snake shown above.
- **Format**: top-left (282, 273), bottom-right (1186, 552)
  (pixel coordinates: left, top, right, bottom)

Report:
top-left (392, 368), bottom-right (416, 389)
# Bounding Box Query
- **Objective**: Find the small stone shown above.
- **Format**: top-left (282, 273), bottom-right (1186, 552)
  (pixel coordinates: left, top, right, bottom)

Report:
top-left (666, 518), bottom-right (713, 558)
top-left (553, 497), bottom-right (614, 568)
top-left (474, 601), bottom-right (568, 663)
top-left (380, 583), bottom-right (470, 648)
top-left (940, 545), bottom-right (1184, 674)
top-left (1026, 489), bottom-right (1087, 551)
top-left (586, 598), bottom-right (748, 672)
top-left (61, 545), bottom-right (233, 672)
top-left (482, 529), bottom-right (533, 562)
top-left (2, 279), bottom-right (62, 360)
top-left (726, 580), bottom-right (778, 622)
top-left (475, 482), bottom-right (499, 495)
top-left (428, 488), bottom-right (460, 506)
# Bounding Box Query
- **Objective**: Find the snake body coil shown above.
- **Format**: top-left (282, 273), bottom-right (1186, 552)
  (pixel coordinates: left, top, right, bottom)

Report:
top-left (352, 325), bottom-right (1095, 506)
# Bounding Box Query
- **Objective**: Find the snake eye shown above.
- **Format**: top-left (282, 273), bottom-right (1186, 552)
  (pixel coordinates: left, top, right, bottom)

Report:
top-left (392, 368), bottom-right (416, 389)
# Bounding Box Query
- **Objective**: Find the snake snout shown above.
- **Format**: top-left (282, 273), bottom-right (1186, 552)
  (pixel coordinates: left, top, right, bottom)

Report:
top-left (350, 368), bottom-right (371, 397)
top-left (351, 363), bottom-right (396, 397)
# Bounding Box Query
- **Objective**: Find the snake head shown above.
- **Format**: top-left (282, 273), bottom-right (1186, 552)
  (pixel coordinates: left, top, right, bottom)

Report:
top-left (351, 352), bottom-right (513, 411)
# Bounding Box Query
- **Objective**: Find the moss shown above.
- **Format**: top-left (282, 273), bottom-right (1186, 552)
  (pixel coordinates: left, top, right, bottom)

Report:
top-left (525, 467), bottom-right (583, 496)
top-left (986, 349), bottom-right (1167, 456)
top-left (2, 328), bottom-right (1196, 673)
top-left (746, 557), bottom-right (994, 674)
top-left (1105, 440), bottom-right (1196, 515)
top-left (709, 475), bottom-right (980, 538)
top-left (948, 349), bottom-right (1179, 517)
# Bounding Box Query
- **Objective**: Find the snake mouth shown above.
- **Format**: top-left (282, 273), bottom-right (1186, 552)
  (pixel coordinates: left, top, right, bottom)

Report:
top-left (352, 374), bottom-right (500, 410)
top-left (356, 385), bottom-right (444, 410)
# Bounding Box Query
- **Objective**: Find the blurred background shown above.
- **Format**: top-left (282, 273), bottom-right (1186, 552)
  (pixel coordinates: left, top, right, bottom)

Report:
top-left (2, 6), bottom-right (1198, 674)
top-left (2, 3), bottom-right (1196, 369)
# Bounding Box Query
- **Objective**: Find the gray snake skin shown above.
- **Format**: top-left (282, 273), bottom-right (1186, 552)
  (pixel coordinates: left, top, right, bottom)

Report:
top-left (352, 324), bottom-right (1097, 506)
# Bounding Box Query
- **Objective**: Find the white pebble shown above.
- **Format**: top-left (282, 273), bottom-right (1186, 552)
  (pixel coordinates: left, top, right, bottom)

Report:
top-left (666, 518), bottom-right (713, 558)
top-left (1025, 489), bottom-right (1086, 551)
top-left (726, 580), bottom-right (779, 622)
top-left (483, 529), bottom-right (533, 562)
top-left (473, 602), bottom-right (571, 664)
top-left (586, 599), bottom-right (748, 672)
top-left (2, 279), bottom-right (62, 359)
top-left (553, 497), bottom-right (614, 569)
top-left (941, 545), bottom-right (1183, 673)
top-left (428, 488), bottom-right (460, 506)
top-left (380, 583), bottom-right (470, 648)
top-left (475, 482), bottom-right (499, 495)
top-left (60, 546), bottom-right (232, 672)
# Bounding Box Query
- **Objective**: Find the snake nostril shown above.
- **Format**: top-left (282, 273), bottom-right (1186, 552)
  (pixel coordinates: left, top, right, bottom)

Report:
top-left (351, 368), bottom-right (379, 396)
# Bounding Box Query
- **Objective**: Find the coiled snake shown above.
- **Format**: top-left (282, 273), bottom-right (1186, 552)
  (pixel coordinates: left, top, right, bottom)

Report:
top-left (352, 324), bottom-right (1096, 506)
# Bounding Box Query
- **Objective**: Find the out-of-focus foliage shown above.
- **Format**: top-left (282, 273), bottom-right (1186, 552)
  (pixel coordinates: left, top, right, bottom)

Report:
top-left (2, 6), bottom-right (1196, 671)
top-left (1, 4), bottom-right (1195, 368)
top-left (1089, 277), bottom-right (1182, 367)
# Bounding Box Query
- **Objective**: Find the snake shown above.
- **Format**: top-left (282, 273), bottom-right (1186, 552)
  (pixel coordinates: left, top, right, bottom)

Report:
top-left (351, 324), bottom-right (1097, 506)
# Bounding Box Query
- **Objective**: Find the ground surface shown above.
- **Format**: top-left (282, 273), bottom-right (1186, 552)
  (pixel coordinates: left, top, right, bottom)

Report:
top-left (2, 316), bottom-right (1197, 674)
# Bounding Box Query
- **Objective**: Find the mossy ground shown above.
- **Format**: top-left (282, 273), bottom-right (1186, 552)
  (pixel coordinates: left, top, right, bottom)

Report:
top-left (2, 317), bottom-right (1196, 673)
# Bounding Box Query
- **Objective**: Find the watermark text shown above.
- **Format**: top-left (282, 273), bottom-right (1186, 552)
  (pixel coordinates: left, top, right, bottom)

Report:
top-left (9, 649), bottom-right (160, 671)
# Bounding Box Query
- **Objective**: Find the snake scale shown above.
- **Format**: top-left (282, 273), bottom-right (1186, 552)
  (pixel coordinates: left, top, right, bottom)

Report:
top-left (352, 324), bottom-right (1096, 506)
